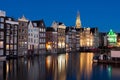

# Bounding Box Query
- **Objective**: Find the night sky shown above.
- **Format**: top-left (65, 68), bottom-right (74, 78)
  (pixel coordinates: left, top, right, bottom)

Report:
top-left (0, 0), bottom-right (120, 32)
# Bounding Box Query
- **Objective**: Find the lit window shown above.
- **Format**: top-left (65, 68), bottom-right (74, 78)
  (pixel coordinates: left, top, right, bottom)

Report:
top-left (0, 41), bottom-right (3, 48)
top-left (10, 45), bottom-right (13, 49)
top-left (6, 45), bottom-right (9, 50)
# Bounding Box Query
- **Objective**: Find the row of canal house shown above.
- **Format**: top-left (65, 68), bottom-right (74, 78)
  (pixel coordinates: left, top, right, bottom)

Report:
top-left (0, 10), bottom-right (100, 58)
top-left (18, 16), bottom-right (46, 56)
top-left (1, 10), bottom-right (120, 58)
top-left (0, 10), bottom-right (46, 58)
top-left (0, 11), bottom-right (18, 58)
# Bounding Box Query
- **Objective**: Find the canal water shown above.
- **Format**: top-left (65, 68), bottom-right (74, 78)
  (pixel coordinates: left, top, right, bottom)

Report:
top-left (0, 52), bottom-right (120, 80)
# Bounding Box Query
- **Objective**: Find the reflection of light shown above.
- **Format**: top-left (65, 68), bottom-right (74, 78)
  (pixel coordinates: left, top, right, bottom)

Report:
top-left (6, 61), bottom-right (9, 80)
top-left (108, 66), bottom-right (112, 78)
top-left (28, 60), bottom-right (30, 70)
top-left (58, 54), bottom-right (66, 80)
top-left (108, 66), bottom-right (111, 71)
top-left (79, 52), bottom-right (94, 78)
top-left (65, 53), bottom-right (69, 67)
top-left (58, 54), bottom-right (66, 72)
top-left (46, 56), bottom-right (52, 69)
top-left (6, 62), bottom-right (9, 73)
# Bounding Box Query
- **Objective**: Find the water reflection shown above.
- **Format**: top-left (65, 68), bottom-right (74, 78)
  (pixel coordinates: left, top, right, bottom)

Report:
top-left (0, 52), bottom-right (120, 80)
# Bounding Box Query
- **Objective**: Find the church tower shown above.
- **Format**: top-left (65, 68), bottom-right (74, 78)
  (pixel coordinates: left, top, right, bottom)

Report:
top-left (76, 11), bottom-right (81, 28)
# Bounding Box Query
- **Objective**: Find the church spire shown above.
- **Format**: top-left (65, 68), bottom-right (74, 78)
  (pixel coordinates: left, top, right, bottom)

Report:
top-left (76, 11), bottom-right (81, 28)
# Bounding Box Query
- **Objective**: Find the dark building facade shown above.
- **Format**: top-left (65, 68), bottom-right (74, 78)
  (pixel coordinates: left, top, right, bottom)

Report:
top-left (0, 12), bottom-right (18, 58)
top-left (46, 27), bottom-right (57, 53)
top-left (28, 20), bottom-right (46, 55)
top-left (66, 27), bottom-right (77, 52)
top-left (52, 21), bottom-right (66, 53)
top-left (18, 16), bottom-right (29, 57)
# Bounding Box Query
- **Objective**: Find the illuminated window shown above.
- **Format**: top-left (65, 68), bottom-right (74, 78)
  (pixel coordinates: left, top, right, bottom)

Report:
top-left (107, 29), bottom-right (117, 46)
top-left (10, 45), bottom-right (13, 49)
top-left (107, 29), bottom-right (117, 43)
top-left (0, 41), bottom-right (3, 48)
top-left (6, 45), bottom-right (9, 50)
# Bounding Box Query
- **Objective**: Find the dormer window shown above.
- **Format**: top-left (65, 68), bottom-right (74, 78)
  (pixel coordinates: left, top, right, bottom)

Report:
top-left (0, 18), bottom-right (4, 22)
top-left (33, 23), bottom-right (37, 27)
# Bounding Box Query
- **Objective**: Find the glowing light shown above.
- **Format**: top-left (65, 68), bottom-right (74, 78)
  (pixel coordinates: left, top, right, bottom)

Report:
top-left (6, 62), bottom-right (9, 73)
top-left (58, 54), bottom-right (66, 72)
top-left (46, 42), bottom-right (52, 50)
top-left (107, 29), bottom-right (117, 46)
top-left (58, 42), bottom-right (62, 48)
top-left (46, 56), bottom-right (52, 69)
top-left (6, 45), bottom-right (9, 49)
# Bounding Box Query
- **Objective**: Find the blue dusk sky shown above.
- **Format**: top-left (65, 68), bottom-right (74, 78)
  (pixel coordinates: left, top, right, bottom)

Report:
top-left (0, 0), bottom-right (120, 32)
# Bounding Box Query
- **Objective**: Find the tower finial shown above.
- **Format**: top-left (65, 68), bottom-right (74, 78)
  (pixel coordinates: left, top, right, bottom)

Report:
top-left (18, 15), bottom-right (28, 22)
top-left (76, 11), bottom-right (81, 28)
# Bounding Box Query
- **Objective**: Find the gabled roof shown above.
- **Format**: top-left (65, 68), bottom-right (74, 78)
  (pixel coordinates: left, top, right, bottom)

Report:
top-left (107, 29), bottom-right (117, 36)
top-left (18, 15), bottom-right (28, 22)
top-left (32, 19), bottom-right (46, 28)
top-left (90, 28), bottom-right (98, 33)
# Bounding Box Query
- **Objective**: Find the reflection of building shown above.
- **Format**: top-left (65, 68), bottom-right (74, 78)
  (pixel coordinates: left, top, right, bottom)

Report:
top-left (52, 21), bottom-right (66, 53)
top-left (18, 15), bottom-right (28, 56)
top-left (46, 27), bottom-right (57, 53)
top-left (57, 54), bottom-right (66, 80)
top-left (107, 29), bottom-right (117, 47)
top-left (79, 53), bottom-right (93, 79)
top-left (0, 10), bottom-right (18, 57)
